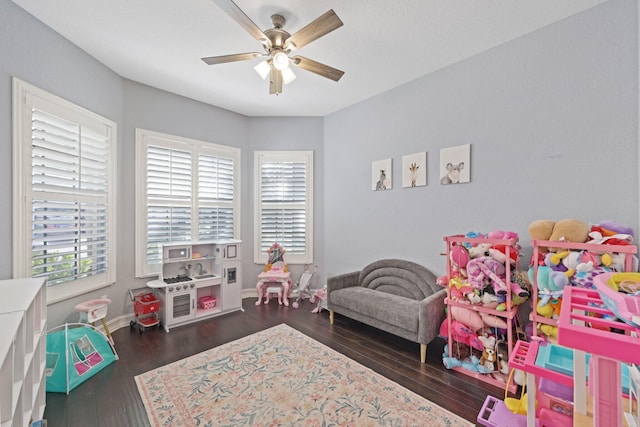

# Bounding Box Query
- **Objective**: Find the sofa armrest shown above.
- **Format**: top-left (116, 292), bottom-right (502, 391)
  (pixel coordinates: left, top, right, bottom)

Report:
top-left (417, 288), bottom-right (447, 344)
top-left (326, 271), bottom-right (360, 309)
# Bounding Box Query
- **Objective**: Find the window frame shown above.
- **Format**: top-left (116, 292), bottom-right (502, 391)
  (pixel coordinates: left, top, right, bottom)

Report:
top-left (12, 78), bottom-right (118, 304)
top-left (254, 150), bottom-right (313, 265)
top-left (135, 128), bottom-right (241, 278)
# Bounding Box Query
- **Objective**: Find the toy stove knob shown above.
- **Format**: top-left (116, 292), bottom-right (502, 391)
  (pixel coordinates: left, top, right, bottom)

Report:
top-left (168, 286), bottom-right (174, 292)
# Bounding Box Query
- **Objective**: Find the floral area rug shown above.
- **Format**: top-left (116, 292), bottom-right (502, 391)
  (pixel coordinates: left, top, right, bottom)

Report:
top-left (135, 324), bottom-right (472, 426)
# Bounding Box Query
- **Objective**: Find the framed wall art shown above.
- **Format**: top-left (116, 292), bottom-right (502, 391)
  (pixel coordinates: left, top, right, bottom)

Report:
top-left (439, 144), bottom-right (471, 185)
top-left (402, 152), bottom-right (427, 188)
top-left (372, 158), bottom-right (392, 191)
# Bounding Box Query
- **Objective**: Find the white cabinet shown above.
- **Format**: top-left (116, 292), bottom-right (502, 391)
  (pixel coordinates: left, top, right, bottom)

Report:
top-left (0, 278), bottom-right (47, 427)
top-left (148, 240), bottom-right (243, 332)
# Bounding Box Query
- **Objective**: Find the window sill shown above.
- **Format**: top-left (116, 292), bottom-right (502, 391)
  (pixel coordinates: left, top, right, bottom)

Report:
top-left (46, 279), bottom-right (114, 305)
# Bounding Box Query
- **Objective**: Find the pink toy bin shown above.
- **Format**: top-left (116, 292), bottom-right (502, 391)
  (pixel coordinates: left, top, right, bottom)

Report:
top-left (199, 296), bottom-right (217, 310)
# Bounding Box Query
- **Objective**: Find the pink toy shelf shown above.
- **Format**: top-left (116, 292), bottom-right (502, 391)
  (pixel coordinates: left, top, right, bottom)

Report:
top-left (443, 235), bottom-right (522, 393)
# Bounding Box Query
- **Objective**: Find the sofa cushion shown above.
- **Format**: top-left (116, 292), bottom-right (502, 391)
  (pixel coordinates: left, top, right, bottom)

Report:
top-left (330, 287), bottom-right (420, 333)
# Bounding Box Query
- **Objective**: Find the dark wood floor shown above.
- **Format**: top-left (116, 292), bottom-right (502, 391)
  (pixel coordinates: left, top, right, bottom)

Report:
top-left (44, 298), bottom-right (502, 426)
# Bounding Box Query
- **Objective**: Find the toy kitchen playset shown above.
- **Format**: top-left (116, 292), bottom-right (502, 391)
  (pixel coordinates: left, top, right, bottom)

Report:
top-left (146, 240), bottom-right (242, 332)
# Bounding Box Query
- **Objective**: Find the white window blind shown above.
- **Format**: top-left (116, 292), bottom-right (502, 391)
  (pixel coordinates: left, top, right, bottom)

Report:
top-left (145, 146), bottom-right (193, 266)
top-left (135, 129), bottom-right (240, 277)
top-left (13, 78), bottom-right (117, 302)
top-left (254, 151), bottom-right (313, 264)
top-left (198, 153), bottom-right (235, 240)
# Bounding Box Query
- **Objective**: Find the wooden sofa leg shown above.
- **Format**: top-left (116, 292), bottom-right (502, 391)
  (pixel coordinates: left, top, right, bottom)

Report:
top-left (420, 344), bottom-right (427, 363)
top-left (329, 310), bottom-right (334, 324)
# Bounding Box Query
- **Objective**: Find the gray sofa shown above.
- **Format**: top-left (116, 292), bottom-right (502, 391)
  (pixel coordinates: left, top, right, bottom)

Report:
top-left (327, 259), bottom-right (446, 363)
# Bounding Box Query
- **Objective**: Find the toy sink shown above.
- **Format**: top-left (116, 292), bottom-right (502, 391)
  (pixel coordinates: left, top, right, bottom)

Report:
top-left (594, 272), bottom-right (640, 328)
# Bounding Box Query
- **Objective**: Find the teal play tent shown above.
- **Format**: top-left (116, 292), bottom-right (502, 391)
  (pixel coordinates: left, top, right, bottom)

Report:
top-left (46, 323), bottom-right (118, 394)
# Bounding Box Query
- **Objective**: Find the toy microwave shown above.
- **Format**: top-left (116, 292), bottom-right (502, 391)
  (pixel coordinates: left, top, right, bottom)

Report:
top-left (163, 245), bottom-right (191, 262)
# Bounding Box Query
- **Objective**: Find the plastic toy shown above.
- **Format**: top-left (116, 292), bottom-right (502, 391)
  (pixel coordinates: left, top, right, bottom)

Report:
top-left (74, 297), bottom-right (113, 344)
top-left (477, 395), bottom-right (527, 427)
top-left (593, 272), bottom-right (640, 327)
top-left (504, 368), bottom-right (527, 415)
top-left (289, 264), bottom-right (318, 309)
top-left (310, 288), bottom-right (326, 313)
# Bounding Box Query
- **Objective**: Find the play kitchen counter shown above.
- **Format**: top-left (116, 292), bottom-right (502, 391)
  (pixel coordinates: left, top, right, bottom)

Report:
top-left (147, 240), bottom-right (242, 332)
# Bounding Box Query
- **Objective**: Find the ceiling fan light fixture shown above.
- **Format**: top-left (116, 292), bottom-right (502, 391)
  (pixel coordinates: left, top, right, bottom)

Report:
top-left (281, 67), bottom-right (296, 84)
top-left (272, 51), bottom-right (290, 70)
top-left (254, 60), bottom-right (271, 80)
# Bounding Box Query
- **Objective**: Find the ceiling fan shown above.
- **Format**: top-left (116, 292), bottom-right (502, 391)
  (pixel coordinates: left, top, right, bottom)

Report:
top-left (202, 0), bottom-right (345, 95)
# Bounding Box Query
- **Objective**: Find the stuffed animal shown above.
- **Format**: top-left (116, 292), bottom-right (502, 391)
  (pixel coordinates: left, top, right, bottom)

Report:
top-left (468, 243), bottom-right (492, 259)
top-left (439, 319), bottom-right (483, 351)
top-left (528, 265), bottom-right (574, 306)
top-left (450, 244), bottom-right (470, 277)
top-left (479, 312), bottom-right (508, 329)
top-left (467, 256), bottom-right (527, 297)
top-left (529, 219), bottom-right (589, 252)
top-left (478, 334), bottom-right (497, 372)
top-left (588, 221), bottom-right (634, 245)
top-left (487, 230), bottom-right (519, 241)
top-left (467, 256), bottom-right (507, 292)
top-left (450, 305), bottom-right (484, 331)
top-left (442, 352), bottom-right (492, 373)
top-left (446, 277), bottom-right (481, 304)
top-left (540, 324), bottom-right (558, 338)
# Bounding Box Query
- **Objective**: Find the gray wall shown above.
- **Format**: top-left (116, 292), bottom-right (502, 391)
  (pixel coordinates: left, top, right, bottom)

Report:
top-left (0, 1), bottom-right (124, 326)
top-left (247, 117), bottom-right (325, 287)
top-left (1, 0), bottom-right (638, 325)
top-left (323, 0), bottom-right (639, 279)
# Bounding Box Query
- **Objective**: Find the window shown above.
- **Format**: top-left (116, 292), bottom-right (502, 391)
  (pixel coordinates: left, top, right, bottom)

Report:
top-left (135, 129), bottom-right (240, 277)
top-left (254, 151), bottom-right (313, 264)
top-left (12, 78), bottom-right (117, 304)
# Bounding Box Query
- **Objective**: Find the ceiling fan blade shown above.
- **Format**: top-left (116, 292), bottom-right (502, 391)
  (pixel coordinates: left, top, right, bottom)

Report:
top-left (201, 52), bottom-right (264, 65)
top-left (284, 9), bottom-right (343, 50)
top-left (212, 0), bottom-right (271, 49)
top-left (269, 67), bottom-right (283, 95)
top-left (292, 56), bottom-right (344, 82)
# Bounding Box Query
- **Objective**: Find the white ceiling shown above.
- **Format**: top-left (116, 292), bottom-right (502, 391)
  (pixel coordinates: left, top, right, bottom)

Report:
top-left (13, 0), bottom-right (609, 117)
